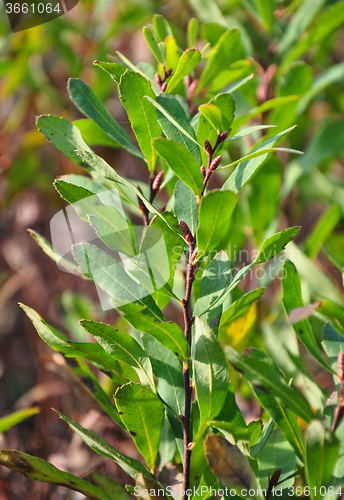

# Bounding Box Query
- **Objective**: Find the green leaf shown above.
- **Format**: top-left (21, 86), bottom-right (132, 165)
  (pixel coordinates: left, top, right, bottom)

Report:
top-left (174, 180), bottom-right (198, 236)
top-left (222, 126), bottom-right (298, 193)
top-left (251, 419), bottom-right (275, 458)
top-left (166, 48), bottom-right (201, 93)
top-left (147, 97), bottom-right (204, 156)
top-left (227, 125), bottom-right (276, 141)
top-left (20, 304), bottom-right (124, 382)
top-left (220, 288), bottom-right (265, 327)
top-left (282, 260), bottom-right (332, 373)
top-left (119, 71), bottom-right (162, 172)
top-left (36, 114), bottom-right (92, 167)
top-left (204, 435), bottom-right (255, 491)
top-left (93, 60), bottom-right (128, 84)
top-left (304, 205), bottom-right (341, 260)
top-left (199, 104), bottom-right (223, 133)
top-left (193, 317), bottom-right (229, 444)
top-left (72, 242), bottom-right (164, 320)
top-left (322, 323), bottom-right (344, 395)
top-left (214, 382), bottom-right (247, 429)
top-left (256, 0), bottom-right (276, 33)
top-left (158, 416), bottom-right (176, 469)
top-left (255, 430), bottom-right (296, 490)
top-left (119, 303), bottom-right (188, 363)
top-left (90, 473), bottom-right (131, 500)
top-left (68, 79), bottom-right (143, 160)
top-left (142, 334), bottom-right (184, 417)
top-left (305, 421), bottom-right (339, 500)
top-left (115, 382), bottom-right (164, 472)
top-left (57, 411), bottom-right (154, 481)
top-left (194, 252), bottom-right (231, 336)
top-left (0, 407), bottom-right (40, 434)
top-left (198, 28), bottom-right (241, 91)
top-left (80, 320), bottom-right (154, 389)
top-left (27, 229), bottom-right (82, 276)
top-left (73, 119), bottom-right (121, 148)
top-left (143, 27), bottom-right (164, 64)
top-left (153, 14), bottom-right (172, 42)
top-left (155, 93), bottom-right (202, 163)
top-left (196, 190), bottom-right (238, 260)
top-left (225, 346), bottom-right (313, 422)
top-left (153, 138), bottom-right (203, 198)
top-left (251, 386), bottom-right (304, 461)
top-left (187, 18), bottom-right (199, 47)
top-left (0, 450), bottom-right (112, 500)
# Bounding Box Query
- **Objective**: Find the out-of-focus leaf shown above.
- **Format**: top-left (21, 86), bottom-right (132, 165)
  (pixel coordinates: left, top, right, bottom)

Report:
top-left (198, 28), bottom-right (241, 90)
top-left (204, 435), bottom-right (255, 491)
top-left (304, 205), bottom-right (341, 260)
top-left (115, 382), bottom-right (164, 473)
top-left (90, 473), bottom-right (131, 500)
top-left (305, 421), bottom-right (339, 500)
top-left (153, 14), bottom-right (172, 41)
top-left (225, 346), bottom-right (313, 422)
top-left (153, 138), bottom-right (203, 197)
top-left (68, 79), bottom-right (143, 160)
top-left (256, 0), bottom-right (276, 33)
top-left (318, 301), bottom-right (344, 337)
top-left (57, 412), bottom-right (155, 481)
top-left (36, 115), bottom-right (92, 167)
top-left (282, 260), bottom-right (332, 373)
top-left (0, 407), bottom-right (40, 434)
top-left (196, 190), bottom-right (238, 260)
top-left (223, 304), bottom-right (257, 350)
top-left (166, 49), bottom-right (201, 93)
top-left (251, 387), bottom-right (304, 461)
top-left (255, 430), bottom-right (296, 490)
top-left (119, 71), bottom-right (162, 172)
top-left (322, 323), bottom-right (344, 385)
top-left (289, 302), bottom-right (321, 325)
top-left (0, 451), bottom-right (112, 500)
top-left (194, 252), bottom-right (231, 336)
top-left (80, 319), bottom-right (154, 389)
top-left (193, 317), bottom-right (229, 444)
top-left (155, 93), bottom-right (201, 163)
top-left (158, 418), bottom-right (176, 470)
top-left (187, 18), bottom-right (199, 47)
top-left (174, 180), bottom-right (198, 236)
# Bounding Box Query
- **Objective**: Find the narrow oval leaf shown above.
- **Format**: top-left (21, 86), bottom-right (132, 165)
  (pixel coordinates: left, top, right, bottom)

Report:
top-left (220, 288), bottom-right (265, 327)
top-left (153, 138), bottom-right (203, 198)
top-left (174, 180), bottom-right (198, 236)
top-left (73, 118), bottom-right (121, 147)
top-left (143, 26), bottom-right (165, 64)
top-left (204, 435), bottom-right (255, 490)
top-left (80, 320), bottom-right (155, 389)
top-left (282, 260), bottom-right (332, 373)
top-left (166, 48), bottom-right (201, 93)
top-left (0, 450), bottom-right (112, 500)
top-left (68, 79), bottom-right (143, 160)
top-left (193, 317), bottom-right (229, 444)
top-left (93, 60), bottom-right (128, 84)
top-left (119, 71), bottom-right (162, 172)
top-left (196, 190), bottom-right (238, 260)
top-left (115, 382), bottom-right (165, 473)
top-left (199, 104), bottom-right (222, 133)
top-left (0, 407), bottom-right (40, 434)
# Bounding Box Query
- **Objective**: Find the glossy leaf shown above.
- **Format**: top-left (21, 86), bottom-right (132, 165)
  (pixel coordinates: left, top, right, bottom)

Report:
top-left (174, 180), bottom-right (198, 236)
top-left (143, 27), bottom-right (164, 64)
top-left (90, 473), bottom-right (131, 500)
top-left (196, 190), bottom-right (238, 260)
top-left (220, 288), bottom-right (265, 327)
top-left (80, 320), bottom-right (155, 389)
top-left (199, 104), bottom-right (222, 133)
top-left (73, 118), bottom-right (121, 147)
top-left (282, 260), bottom-right (332, 373)
top-left (119, 71), bottom-right (162, 172)
top-left (115, 382), bottom-right (164, 472)
top-left (166, 48), bottom-right (201, 93)
top-left (93, 60), bottom-right (128, 84)
top-left (0, 450), bottom-right (112, 500)
top-left (68, 78), bottom-right (143, 160)
top-left (153, 138), bottom-right (203, 198)
top-left (193, 317), bottom-right (229, 444)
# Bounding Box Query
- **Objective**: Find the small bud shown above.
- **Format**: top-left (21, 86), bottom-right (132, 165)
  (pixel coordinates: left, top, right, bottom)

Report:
top-left (187, 442), bottom-right (193, 450)
top-left (152, 170), bottom-right (164, 192)
top-left (210, 155), bottom-right (222, 171)
top-left (187, 79), bottom-right (198, 100)
top-left (179, 414), bottom-right (185, 421)
top-left (160, 81), bottom-right (167, 92)
top-left (204, 139), bottom-right (212, 153)
top-left (155, 72), bottom-right (162, 85)
top-left (165, 68), bottom-right (173, 78)
top-left (338, 352), bottom-right (344, 381)
top-left (219, 131), bottom-right (229, 142)
top-left (269, 468), bottom-right (281, 487)
top-left (191, 248), bottom-right (198, 263)
top-left (136, 186), bottom-right (146, 213)
top-left (200, 165), bottom-right (206, 178)
top-left (159, 202), bottom-right (167, 213)
top-left (180, 220), bottom-right (193, 244)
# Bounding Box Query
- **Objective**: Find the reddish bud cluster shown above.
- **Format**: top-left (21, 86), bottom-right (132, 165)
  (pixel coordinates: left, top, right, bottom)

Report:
top-left (180, 220), bottom-right (193, 244)
top-left (165, 68), bottom-right (173, 78)
top-left (152, 170), bottom-right (164, 192)
top-left (191, 248), bottom-right (198, 263)
top-left (204, 139), bottom-right (212, 153)
top-left (159, 202), bottom-right (167, 213)
top-left (338, 352), bottom-right (344, 382)
top-left (136, 186), bottom-right (146, 213)
top-left (187, 79), bottom-right (198, 100)
top-left (200, 165), bottom-right (206, 178)
top-left (210, 155), bottom-right (222, 171)
top-left (160, 82), bottom-right (167, 92)
top-left (270, 468), bottom-right (281, 486)
top-left (219, 131), bottom-right (229, 142)
top-left (155, 72), bottom-right (162, 86)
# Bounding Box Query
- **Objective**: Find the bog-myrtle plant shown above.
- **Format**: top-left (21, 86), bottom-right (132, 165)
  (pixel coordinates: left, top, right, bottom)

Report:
top-left (1, 16), bottom-right (344, 500)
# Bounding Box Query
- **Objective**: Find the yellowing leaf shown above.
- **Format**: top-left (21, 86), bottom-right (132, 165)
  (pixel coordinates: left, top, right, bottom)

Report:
top-left (223, 304), bottom-right (257, 349)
